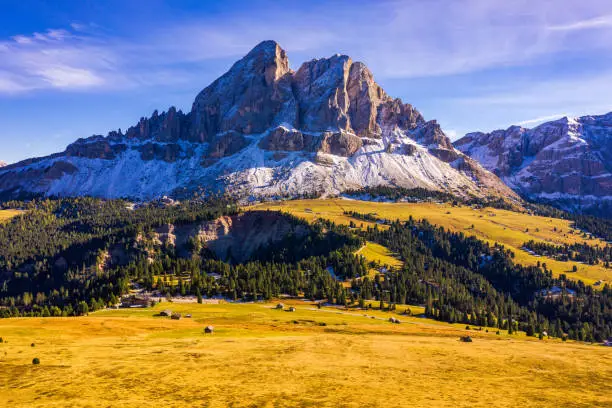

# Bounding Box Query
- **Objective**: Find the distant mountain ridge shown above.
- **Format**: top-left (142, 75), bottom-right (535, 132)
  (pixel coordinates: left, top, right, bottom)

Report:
top-left (455, 113), bottom-right (612, 214)
top-left (0, 40), bottom-right (516, 202)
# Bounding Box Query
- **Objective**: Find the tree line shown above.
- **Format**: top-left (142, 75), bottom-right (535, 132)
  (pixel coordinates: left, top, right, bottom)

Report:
top-left (523, 240), bottom-right (611, 267)
top-left (1, 197), bottom-right (610, 342)
top-left (348, 212), bottom-right (611, 342)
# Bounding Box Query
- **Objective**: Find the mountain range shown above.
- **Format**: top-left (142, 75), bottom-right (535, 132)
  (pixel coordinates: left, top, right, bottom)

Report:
top-left (0, 41), bottom-right (514, 202)
top-left (0, 40), bottom-right (610, 215)
top-left (455, 113), bottom-right (612, 214)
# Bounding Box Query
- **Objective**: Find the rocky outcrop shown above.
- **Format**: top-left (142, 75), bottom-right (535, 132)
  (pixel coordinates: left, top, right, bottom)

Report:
top-left (317, 132), bottom-right (363, 157)
top-left (66, 137), bottom-right (127, 160)
top-left (417, 121), bottom-right (454, 150)
top-left (0, 160), bottom-right (77, 193)
top-left (206, 132), bottom-right (248, 159)
top-left (0, 161), bottom-right (6, 168)
top-left (152, 211), bottom-right (307, 263)
top-left (137, 143), bottom-right (183, 162)
top-left (293, 54), bottom-right (351, 133)
top-left (0, 40), bottom-right (518, 203)
top-left (259, 127), bottom-right (315, 151)
top-left (378, 99), bottom-right (424, 131)
top-left (124, 107), bottom-right (191, 142)
top-left (197, 211), bottom-right (308, 262)
top-left (455, 114), bottom-right (612, 212)
top-left (397, 144), bottom-right (418, 156)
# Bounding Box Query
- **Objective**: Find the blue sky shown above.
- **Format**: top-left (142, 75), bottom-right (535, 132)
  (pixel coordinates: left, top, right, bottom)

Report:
top-left (1, 0), bottom-right (612, 163)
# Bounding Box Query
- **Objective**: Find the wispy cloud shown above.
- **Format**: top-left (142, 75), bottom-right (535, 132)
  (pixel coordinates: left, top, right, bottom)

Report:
top-left (0, 26), bottom-right (124, 93)
top-left (548, 15), bottom-right (612, 31)
top-left (448, 70), bottom-right (612, 134)
top-left (2, 0), bottom-right (612, 95)
top-left (517, 114), bottom-right (566, 126)
top-left (38, 66), bottom-right (104, 88)
top-left (456, 70), bottom-right (612, 110)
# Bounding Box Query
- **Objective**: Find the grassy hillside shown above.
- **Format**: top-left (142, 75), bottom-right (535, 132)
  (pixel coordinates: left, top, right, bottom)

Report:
top-left (356, 241), bottom-right (403, 270)
top-left (1, 301), bottom-right (610, 408)
top-left (254, 199), bottom-right (611, 286)
top-left (0, 209), bottom-right (20, 223)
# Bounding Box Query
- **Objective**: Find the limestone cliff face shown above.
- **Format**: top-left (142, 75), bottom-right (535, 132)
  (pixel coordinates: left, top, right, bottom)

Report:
top-left (57, 40), bottom-right (462, 161)
top-left (191, 41), bottom-right (295, 142)
top-left (151, 211), bottom-right (307, 263)
top-left (65, 137), bottom-right (127, 160)
top-left (317, 132), bottom-right (363, 157)
top-left (455, 114), bottom-right (612, 211)
top-left (258, 127), bottom-right (315, 152)
top-left (0, 40), bottom-right (518, 202)
top-left (190, 41), bottom-right (459, 154)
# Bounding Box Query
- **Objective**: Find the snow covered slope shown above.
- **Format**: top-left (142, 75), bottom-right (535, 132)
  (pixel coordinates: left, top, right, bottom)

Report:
top-left (0, 41), bottom-right (516, 202)
top-left (455, 114), bottom-right (612, 214)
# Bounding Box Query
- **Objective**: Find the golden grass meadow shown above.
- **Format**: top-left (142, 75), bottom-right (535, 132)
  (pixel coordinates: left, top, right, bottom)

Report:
top-left (1, 301), bottom-right (611, 408)
top-left (1, 200), bottom-right (611, 407)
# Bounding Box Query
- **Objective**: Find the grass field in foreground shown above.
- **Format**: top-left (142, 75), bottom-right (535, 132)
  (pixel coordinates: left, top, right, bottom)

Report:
top-left (253, 199), bottom-right (612, 286)
top-left (0, 209), bottom-right (21, 223)
top-left (0, 301), bottom-right (609, 408)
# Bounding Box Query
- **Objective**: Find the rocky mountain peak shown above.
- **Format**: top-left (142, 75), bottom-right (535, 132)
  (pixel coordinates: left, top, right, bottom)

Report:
top-left (455, 112), bottom-right (612, 214)
top-left (189, 41), bottom-right (432, 145)
top-left (0, 161), bottom-right (6, 168)
top-left (189, 41), bottom-right (457, 149)
top-left (0, 40), bottom-right (518, 203)
top-left (190, 40), bottom-right (296, 142)
top-left (244, 40), bottom-right (291, 85)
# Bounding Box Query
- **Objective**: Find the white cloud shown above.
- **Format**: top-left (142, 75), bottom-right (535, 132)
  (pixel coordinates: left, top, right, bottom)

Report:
top-left (11, 35), bottom-right (33, 44)
top-left (548, 15), bottom-right (612, 31)
top-left (148, 0), bottom-right (612, 80)
top-left (517, 114), bottom-right (566, 126)
top-left (70, 23), bottom-right (87, 32)
top-left (0, 75), bottom-right (32, 93)
top-left (0, 27), bottom-right (126, 93)
top-left (0, 23), bottom-right (237, 95)
top-left (37, 66), bottom-right (104, 88)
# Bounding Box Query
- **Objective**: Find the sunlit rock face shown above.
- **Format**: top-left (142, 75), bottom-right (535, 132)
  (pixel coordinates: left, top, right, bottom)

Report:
top-left (0, 40), bottom-right (517, 202)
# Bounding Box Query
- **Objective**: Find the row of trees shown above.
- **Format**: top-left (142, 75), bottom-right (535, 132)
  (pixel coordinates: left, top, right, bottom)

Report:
top-left (523, 240), bottom-right (612, 266)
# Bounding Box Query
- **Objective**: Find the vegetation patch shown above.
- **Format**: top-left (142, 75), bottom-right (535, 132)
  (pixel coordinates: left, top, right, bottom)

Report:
top-left (254, 199), bottom-right (612, 285)
top-left (0, 209), bottom-right (21, 223)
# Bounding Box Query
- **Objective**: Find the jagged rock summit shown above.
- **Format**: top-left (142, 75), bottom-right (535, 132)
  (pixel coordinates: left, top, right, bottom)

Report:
top-left (0, 40), bottom-right (516, 201)
top-left (455, 113), bottom-right (612, 213)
